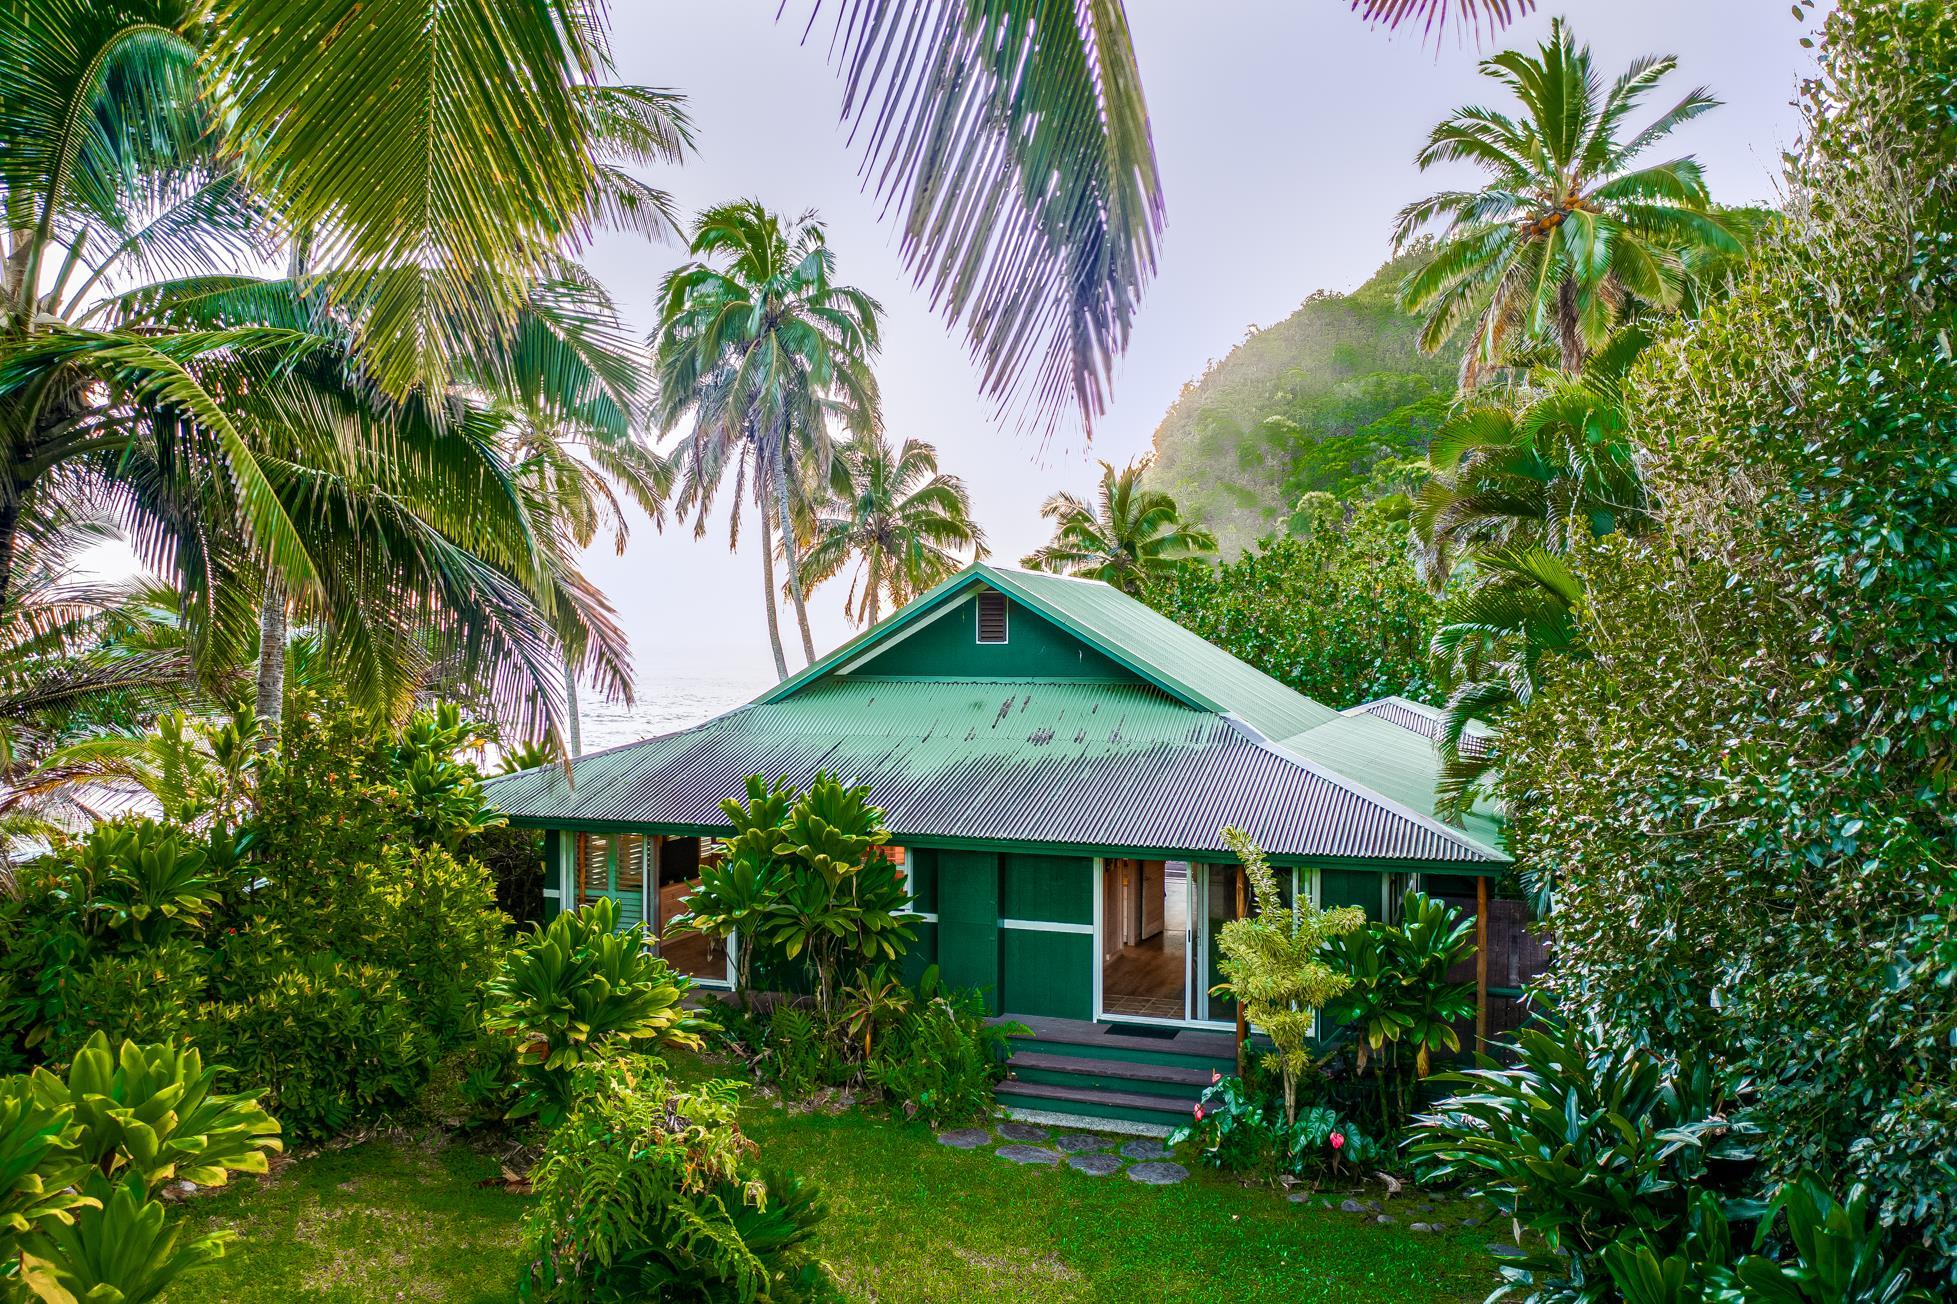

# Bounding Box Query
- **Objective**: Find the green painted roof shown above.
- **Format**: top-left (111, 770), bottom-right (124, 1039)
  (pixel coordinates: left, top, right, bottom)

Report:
top-left (487, 564), bottom-right (1507, 865)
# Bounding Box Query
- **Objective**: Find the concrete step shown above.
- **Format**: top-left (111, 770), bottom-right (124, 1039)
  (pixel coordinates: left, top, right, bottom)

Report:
top-left (994, 1078), bottom-right (1201, 1127)
top-left (1007, 1050), bottom-right (1213, 1098)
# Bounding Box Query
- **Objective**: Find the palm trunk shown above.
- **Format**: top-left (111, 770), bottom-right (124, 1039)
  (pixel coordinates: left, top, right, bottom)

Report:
top-left (756, 499), bottom-right (790, 681)
top-left (253, 579), bottom-right (287, 751)
top-left (773, 452), bottom-right (816, 665)
top-left (562, 657), bottom-right (583, 757)
top-left (1556, 277), bottom-right (1586, 374)
top-left (864, 551), bottom-right (881, 629)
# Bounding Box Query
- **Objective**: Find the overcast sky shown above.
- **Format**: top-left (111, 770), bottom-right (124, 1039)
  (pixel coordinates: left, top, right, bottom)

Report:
top-left (569, 1), bottom-right (1822, 700)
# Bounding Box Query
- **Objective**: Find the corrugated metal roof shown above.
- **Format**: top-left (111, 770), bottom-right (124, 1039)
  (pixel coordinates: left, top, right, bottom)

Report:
top-left (1344, 695), bottom-right (1494, 759)
top-left (976, 566), bottom-right (1344, 742)
top-left (486, 676), bottom-right (1505, 864)
top-left (1278, 711), bottom-right (1504, 857)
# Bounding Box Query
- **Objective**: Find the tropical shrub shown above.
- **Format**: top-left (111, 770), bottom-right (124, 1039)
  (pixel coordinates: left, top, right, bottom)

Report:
top-left (865, 974), bottom-right (1018, 1128)
top-left (1408, 1022), bottom-right (1757, 1301)
top-left (668, 776), bottom-right (797, 997)
top-left (1168, 1073), bottom-right (1375, 1184)
top-left (2, 1033), bottom-right (281, 1302)
top-left (484, 896), bottom-right (706, 1125)
top-left (1323, 888), bottom-right (1477, 1134)
top-left (1210, 827), bottom-right (1362, 1125)
top-left (1146, 496), bottom-right (1441, 707)
top-left (1494, 0), bottom-right (1957, 1278)
top-left (200, 961), bottom-right (431, 1144)
top-left (42, 940), bottom-right (208, 1066)
top-left (757, 775), bottom-right (914, 1014)
top-left (519, 1065), bottom-right (831, 1302)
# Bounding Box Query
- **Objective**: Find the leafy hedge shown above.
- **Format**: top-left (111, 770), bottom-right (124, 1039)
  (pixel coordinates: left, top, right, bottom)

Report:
top-left (1499, 0), bottom-right (1957, 1280)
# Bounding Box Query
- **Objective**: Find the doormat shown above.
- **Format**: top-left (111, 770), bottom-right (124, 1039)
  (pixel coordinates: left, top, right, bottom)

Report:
top-left (1104, 1023), bottom-right (1180, 1040)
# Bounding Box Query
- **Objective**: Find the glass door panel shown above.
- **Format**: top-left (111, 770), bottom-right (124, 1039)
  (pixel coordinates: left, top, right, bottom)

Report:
top-left (655, 836), bottom-right (730, 983)
top-left (1099, 858), bottom-right (1188, 1021)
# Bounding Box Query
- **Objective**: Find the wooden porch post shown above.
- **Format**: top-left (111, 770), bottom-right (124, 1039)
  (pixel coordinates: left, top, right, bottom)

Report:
top-left (1474, 875), bottom-right (1490, 1056)
top-left (1234, 866), bottom-right (1248, 1076)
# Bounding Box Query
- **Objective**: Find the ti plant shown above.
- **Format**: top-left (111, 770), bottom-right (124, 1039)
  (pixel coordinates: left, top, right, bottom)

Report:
top-left (1325, 888), bottom-right (1477, 1079)
top-left (757, 774), bottom-right (915, 1015)
top-left (2, 1033), bottom-right (282, 1304)
top-left (666, 776), bottom-right (797, 999)
top-left (1210, 827), bottom-right (1364, 1126)
top-left (484, 896), bottom-right (709, 1124)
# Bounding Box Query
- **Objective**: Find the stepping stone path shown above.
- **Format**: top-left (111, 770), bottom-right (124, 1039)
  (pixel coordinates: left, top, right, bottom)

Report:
top-left (1054, 1132), bottom-right (1113, 1153)
top-left (932, 1124), bottom-right (1188, 1184)
top-left (936, 1129), bottom-right (991, 1150)
top-left (1126, 1161), bottom-right (1189, 1185)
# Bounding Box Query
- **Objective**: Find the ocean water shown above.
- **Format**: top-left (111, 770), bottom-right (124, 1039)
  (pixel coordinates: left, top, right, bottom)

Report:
top-left (573, 673), bottom-right (766, 754)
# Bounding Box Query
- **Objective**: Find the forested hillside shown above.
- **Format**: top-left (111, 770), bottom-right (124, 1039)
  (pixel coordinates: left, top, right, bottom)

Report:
top-left (1144, 250), bottom-right (1453, 553)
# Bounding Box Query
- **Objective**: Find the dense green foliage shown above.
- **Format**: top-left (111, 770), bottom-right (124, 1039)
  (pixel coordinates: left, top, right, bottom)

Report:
top-left (1168, 1072), bottom-right (1377, 1187)
top-left (484, 896), bottom-right (706, 1126)
top-left (1145, 498), bottom-right (1441, 706)
top-left (0, 1032), bottom-right (281, 1302)
top-left (1144, 254), bottom-right (1455, 552)
top-left (520, 1066), bottom-right (833, 1302)
top-left (0, 700), bottom-right (516, 1140)
top-left (1491, 0), bottom-right (1957, 1284)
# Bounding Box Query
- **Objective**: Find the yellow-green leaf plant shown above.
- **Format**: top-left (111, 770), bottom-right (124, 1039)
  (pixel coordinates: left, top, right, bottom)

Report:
top-left (1212, 827), bottom-right (1365, 1126)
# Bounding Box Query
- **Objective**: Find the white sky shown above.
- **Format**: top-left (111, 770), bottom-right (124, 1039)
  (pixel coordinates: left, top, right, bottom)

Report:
top-left (76, 0), bottom-right (1825, 709)
top-left (574, 0), bottom-right (1820, 698)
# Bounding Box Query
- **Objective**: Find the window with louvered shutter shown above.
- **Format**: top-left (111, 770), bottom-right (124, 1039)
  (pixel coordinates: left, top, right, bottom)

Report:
top-left (616, 835), bottom-right (644, 890)
top-left (976, 590), bottom-right (1008, 644)
top-left (580, 834), bottom-right (611, 897)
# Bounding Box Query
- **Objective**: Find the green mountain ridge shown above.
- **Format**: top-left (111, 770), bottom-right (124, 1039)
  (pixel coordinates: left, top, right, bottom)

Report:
top-left (1144, 250), bottom-right (1455, 554)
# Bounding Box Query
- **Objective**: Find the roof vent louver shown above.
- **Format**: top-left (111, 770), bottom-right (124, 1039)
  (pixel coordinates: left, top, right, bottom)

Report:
top-left (976, 590), bottom-right (1009, 644)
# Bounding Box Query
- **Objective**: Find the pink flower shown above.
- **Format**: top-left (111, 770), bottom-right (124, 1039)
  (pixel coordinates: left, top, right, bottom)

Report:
top-left (1193, 1104), bottom-right (1205, 1121)
top-left (1211, 1070), bottom-right (1222, 1083)
top-left (1329, 1132), bottom-right (1345, 1151)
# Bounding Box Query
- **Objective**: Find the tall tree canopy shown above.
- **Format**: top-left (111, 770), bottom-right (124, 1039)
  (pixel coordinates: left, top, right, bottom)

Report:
top-left (1393, 17), bottom-right (1740, 377)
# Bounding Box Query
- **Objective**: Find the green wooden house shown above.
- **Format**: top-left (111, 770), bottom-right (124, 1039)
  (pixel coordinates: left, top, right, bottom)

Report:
top-left (484, 562), bottom-right (1507, 1128)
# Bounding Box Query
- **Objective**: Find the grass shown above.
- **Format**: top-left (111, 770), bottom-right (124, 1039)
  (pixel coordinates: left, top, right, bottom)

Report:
top-left (167, 1135), bottom-right (527, 1304)
top-left (169, 1056), bottom-right (1496, 1303)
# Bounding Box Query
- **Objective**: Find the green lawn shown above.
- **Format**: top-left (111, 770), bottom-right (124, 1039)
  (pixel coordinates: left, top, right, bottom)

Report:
top-left (170, 1061), bottom-right (1496, 1303)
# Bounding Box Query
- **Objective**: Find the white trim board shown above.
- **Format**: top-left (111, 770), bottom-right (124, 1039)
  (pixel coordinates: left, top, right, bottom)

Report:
top-left (1000, 917), bottom-right (1093, 935)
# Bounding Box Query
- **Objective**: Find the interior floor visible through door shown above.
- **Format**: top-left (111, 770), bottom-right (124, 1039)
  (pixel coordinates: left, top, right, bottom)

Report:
top-left (1101, 859), bottom-right (1188, 1019)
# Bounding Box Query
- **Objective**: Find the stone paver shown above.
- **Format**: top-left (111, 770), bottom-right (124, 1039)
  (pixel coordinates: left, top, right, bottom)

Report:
top-left (1053, 1132), bottom-right (1112, 1153)
top-left (936, 1129), bottom-right (992, 1150)
top-left (1119, 1139), bottom-right (1170, 1161)
top-left (1339, 1198), bottom-right (1369, 1214)
top-left (1125, 1161), bottom-right (1188, 1185)
top-left (995, 1144), bottom-right (1062, 1165)
top-left (1066, 1153), bottom-right (1124, 1176)
top-left (995, 1122), bottom-right (1050, 1143)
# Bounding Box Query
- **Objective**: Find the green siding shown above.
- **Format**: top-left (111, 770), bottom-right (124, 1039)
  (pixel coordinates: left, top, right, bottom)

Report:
top-left (850, 593), bottom-right (1139, 681)
top-left (936, 849), bottom-right (1002, 1012)
top-left (901, 921), bottom-right (939, 988)
top-left (905, 848), bottom-right (939, 913)
top-left (1001, 930), bottom-right (1093, 1019)
top-left (542, 830), bottom-right (564, 920)
top-left (1000, 853), bottom-right (1092, 924)
top-left (1320, 868), bottom-right (1384, 919)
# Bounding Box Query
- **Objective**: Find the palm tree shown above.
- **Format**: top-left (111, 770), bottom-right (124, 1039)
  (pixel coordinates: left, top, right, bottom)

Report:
top-left (653, 203), bottom-right (881, 677)
top-left (0, 1), bottom-right (682, 746)
top-left (1428, 545), bottom-right (1582, 820)
top-left (1021, 459), bottom-right (1216, 595)
top-left (1393, 17), bottom-right (1741, 378)
top-left (813, 1), bottom-right (1524, 436)
top-left (1411, 326), bottom-right (1651, 587)
top-left (799, 434), bottom-right (987, 628)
